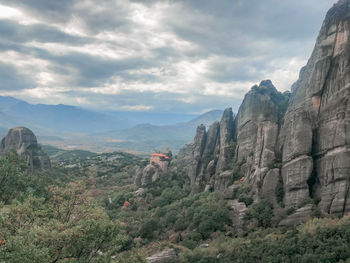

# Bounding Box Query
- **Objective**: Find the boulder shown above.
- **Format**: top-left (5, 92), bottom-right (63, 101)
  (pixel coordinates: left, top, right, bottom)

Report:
top-left (227, 199), bottom-right (247, 234)
top-left (214, 170), bottom-right (233, 191)
top-left (279, 204), bottom-right (313, 227)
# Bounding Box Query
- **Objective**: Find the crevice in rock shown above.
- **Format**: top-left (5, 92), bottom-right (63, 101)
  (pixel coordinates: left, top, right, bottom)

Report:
top-left (328, 194), bottom-right (336, 214)
top-left (307, 170), bottom-right (320, 199)
top-left (239, 119), bottom-right (251, 130)
top-left (342, 181), bottom-right (350, 216)
top-left (258, 125), bottom-right (265, 168)
top-left (309, 129), bottom-right (321, 200)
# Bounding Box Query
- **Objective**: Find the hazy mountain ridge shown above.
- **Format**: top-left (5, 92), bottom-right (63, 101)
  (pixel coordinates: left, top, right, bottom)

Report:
top-left (0, 96), bottom-right (207, 135)
top-left (0, 96), bottom-right (135, 134)
top-left (94, 110), bottom-right (224, 153)
top-left (0, 96), bottom-right (224, 153)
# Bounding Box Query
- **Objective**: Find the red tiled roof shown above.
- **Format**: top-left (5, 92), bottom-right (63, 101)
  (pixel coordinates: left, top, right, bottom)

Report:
top-left (151, 153), bottom-right (169, 159)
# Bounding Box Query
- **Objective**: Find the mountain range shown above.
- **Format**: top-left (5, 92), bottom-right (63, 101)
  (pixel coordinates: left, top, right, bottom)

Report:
top-left (0, 96), bottom-right (223, 153)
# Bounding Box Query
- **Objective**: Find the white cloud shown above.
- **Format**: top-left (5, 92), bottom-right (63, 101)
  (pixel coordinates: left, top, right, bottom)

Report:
top-left (267, 57), bottom-right (307, 91)
top-left (119, 104), bottom-right (154, 111)
top-left (0, 0), bottom-right (334, 113)
top-left (0, 4), bottom-right (38, 25)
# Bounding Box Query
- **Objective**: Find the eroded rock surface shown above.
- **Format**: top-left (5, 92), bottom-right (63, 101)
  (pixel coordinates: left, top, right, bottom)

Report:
top-left (139, 164), bottom-right (161, 186)
top-left (235, 80), bottom-right (289, 198)
top-left (279, 204), bottom-right (313, 227)
top-left (227, 199), bottom-right (247, 234)
top-left (176, 0), bottom-right (350, 224)
top-left (177, 111), bottom-right (235, 194)
top-left (146, 248), bottom-right (177, 263)
top-left (0, 127), bottom-right (51, 172)
top-left (280, 0), bottom-right (350, 216)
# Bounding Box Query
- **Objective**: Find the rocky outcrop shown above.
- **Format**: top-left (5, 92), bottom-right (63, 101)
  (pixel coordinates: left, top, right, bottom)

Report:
top-left (215, 108), bottom-right (235, 174)
top-left (177, 81), bottom-right (288, 197)
top-left (279, 204), bottom-right (313, 227)
top-left (176, 112), bottom-right (235, 194)
top-left (235, 81), bottom-right (289, 200)
top-left (0, 127), bottom-right (51, 172)
top-left (135, 150), bottom-right (172, 187)
top-left (134, 163), bottom-right (161, 187)
top-left (227, 199), bottom-right (247, 234)
top-left (146, 248), bottom-right (177, 263)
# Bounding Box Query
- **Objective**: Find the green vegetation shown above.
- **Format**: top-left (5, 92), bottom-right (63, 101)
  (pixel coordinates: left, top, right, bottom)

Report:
top-left (275, 173), bottom-right (285, 205)
top-left (0, 150), bottom-right (53, 204)
top-left (3, 150), bottom-right (350, 262)
top-left (0, 153), bottom-right (132, 262)
top-left (178, 216), bottom-right (350, 262)
top-left (232, 185), bottom-right (253, 206)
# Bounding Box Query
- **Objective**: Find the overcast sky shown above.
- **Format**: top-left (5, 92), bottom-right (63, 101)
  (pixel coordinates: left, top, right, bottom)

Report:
top-left (0, 0), bottom-right (336, 113)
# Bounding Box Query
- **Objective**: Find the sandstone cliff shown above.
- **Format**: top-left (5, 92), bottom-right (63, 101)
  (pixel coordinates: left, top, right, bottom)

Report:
top-left (176, 0), bottom-right (350, 222)
top-left (280, 0), bottom-right (350, 216)
top-left (0, 127), bottom-right (51, 172)
top-left (177, 81), bottom-right (289, 197)
top-left (177, 110), bottom-right (236, 194)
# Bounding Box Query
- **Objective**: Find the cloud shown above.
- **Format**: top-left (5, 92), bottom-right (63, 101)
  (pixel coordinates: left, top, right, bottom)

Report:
top-left (0, 0), bottom-right (337, 113)
top-left (0, 62), bottom-right (34, 90)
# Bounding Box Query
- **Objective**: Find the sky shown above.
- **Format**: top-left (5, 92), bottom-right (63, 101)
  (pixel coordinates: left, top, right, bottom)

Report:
top-left (0, 0), bottom-right (336, 114)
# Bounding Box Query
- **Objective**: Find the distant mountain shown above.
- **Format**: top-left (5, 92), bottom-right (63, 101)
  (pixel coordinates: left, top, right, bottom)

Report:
top-left (94, 110), bottom-right (225, 153)
top-left (0, 96), bottom-right (135, 134)
top-left (0, 96), bottom-right (224, 153)
top-left (0, 96), bottom-right (202, 136)
top-left (102, 111), bottom-right (198, 126)
top-left (187, 110), bottom-right (224, 126)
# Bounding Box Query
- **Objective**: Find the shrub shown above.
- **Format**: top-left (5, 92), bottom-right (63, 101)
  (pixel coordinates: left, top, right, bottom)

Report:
top-left (244, 199), bottom-right (274, 229)
top-left (139, 219), bottom-right (159, 239)
top-left (275, 173), bottom-right (284, 205)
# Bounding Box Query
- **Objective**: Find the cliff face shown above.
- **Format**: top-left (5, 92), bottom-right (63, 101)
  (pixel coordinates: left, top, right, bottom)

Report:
top-left (235, 80), bottom-right (289, 203)
top-left (280, 0), bottom-right (350, 216)
top-left (0, 127), bottom-right (51, 172)
top-left (177, 0), bottom-right (350, 219)
top-left (177, 81), bottom-right (288, 197)
top-left (177, 111), bottom-right (235, 194)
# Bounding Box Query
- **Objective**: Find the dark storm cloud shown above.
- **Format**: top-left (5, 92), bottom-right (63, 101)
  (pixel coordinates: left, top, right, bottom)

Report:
top-left (0, 0), bottom-right (337, 113)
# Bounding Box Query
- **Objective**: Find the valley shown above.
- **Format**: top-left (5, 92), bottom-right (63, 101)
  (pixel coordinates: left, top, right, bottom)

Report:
top-left (1, 0), bottom-right (350, 262)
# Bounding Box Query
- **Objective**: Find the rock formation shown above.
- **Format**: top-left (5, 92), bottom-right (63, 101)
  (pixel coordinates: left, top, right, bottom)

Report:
top-left (235, 80), bottom-right (289, 200)
top-left (177, 110), bottom-right (236, 194)
top-left (0, 127), bottom-right (51, 172)
top-left (176, 0), bottom-right (350, 224)
top-left (135, 149), bottom-right (172, 187)
top-left (177, 81), bottom-right (288, 197)
top-left (279, 0), bottom-right (350, 216)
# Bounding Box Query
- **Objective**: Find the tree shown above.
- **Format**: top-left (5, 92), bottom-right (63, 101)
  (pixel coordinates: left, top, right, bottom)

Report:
top-left (0, 150), bottom-right (28, 204)
top-left (0, 181), bottom-right (131, 263)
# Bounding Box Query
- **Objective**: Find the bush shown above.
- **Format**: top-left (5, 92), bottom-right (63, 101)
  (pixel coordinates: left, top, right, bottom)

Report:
top-left (244, 199), bottom-right (274, 229)
top-left (275, 173), bottom-right (284, 205)
top-left (233, 186), bottom-right (253, 206)
top-left (139, 219), bottom-right (159, 239)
